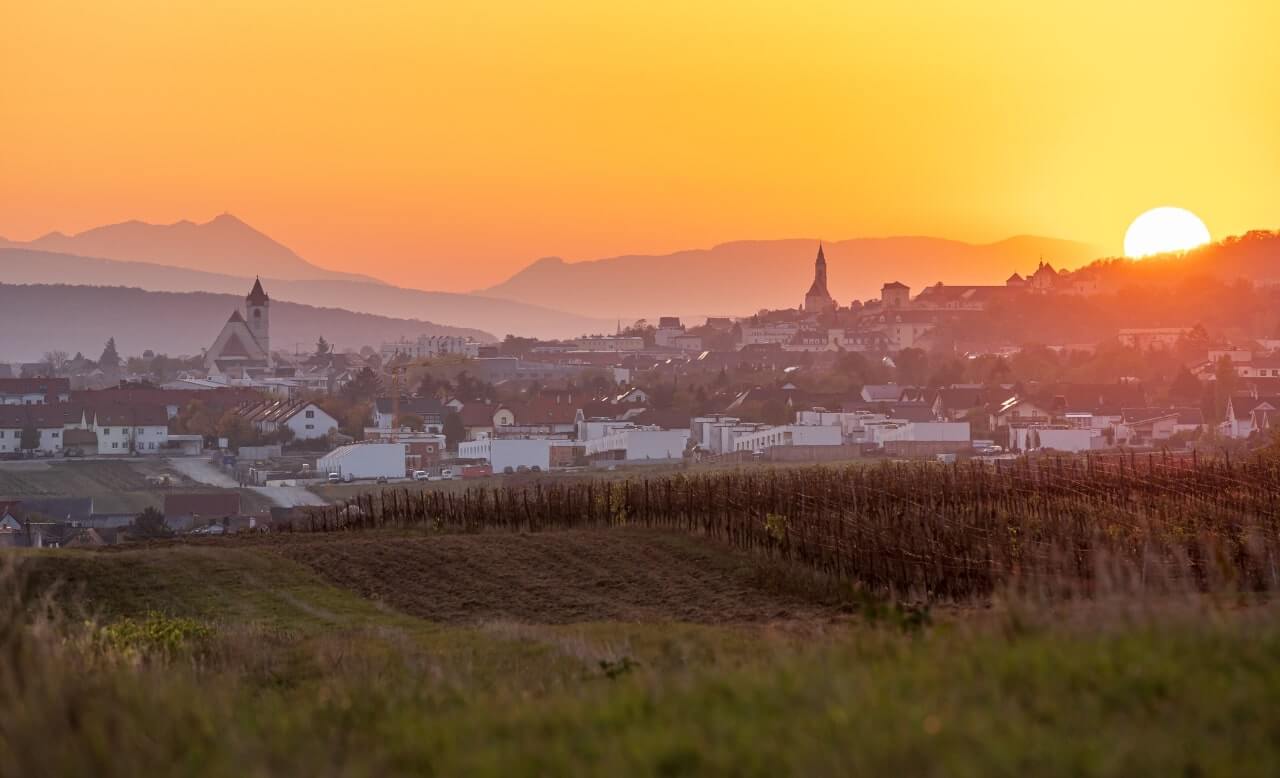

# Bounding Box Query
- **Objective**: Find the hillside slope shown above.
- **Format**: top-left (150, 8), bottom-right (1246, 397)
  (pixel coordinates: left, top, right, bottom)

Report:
top-left (484, 235), bottom-right (1100, 319)
top-left (0, 249), bottom-right (611, 340)
top-left (0, 283), bottom-right (493, 360)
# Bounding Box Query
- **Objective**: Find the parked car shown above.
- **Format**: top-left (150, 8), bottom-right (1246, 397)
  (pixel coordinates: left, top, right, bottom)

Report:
top-left (375, 475), bottom-right (388, 484)
top-left (440, 468), bottom-right (455, 480)
top-left (412, 470), bottom-right (429, 481)
top-left (503, 466), bottom-right (515, 474)
top-left (327, 472), bottom-right (342, 484)
top-left (530, 465), bottom-right (542, 472)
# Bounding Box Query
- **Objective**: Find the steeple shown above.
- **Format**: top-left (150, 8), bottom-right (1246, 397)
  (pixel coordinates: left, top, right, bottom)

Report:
top-left (804, 242), bottom-right (835, 313)
top-left (246, 277), bottom-right (269, 305)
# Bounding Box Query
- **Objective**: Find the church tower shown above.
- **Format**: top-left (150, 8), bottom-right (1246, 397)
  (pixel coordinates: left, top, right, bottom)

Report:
top-left (803, 243), bottom-right (836, 313)
top-left (245, 277), bottom-right (271, 365)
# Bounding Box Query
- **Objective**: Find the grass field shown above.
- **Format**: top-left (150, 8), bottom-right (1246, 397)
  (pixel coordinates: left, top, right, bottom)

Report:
top-left (6, 528), bottom-right (1280, 777)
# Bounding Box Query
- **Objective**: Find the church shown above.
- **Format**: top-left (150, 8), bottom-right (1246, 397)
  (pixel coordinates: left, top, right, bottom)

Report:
top-left (803, 244), bottom-right (836, 314)
top-left (205, 279), bottom-right (274, 378)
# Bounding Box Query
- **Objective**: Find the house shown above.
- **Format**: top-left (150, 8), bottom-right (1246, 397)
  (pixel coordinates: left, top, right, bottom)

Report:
top-left (653, 317), bottom-right (686, 348)
top-left (614, 388), bottom-right (651, 405)
top-left (930, 387), bottom-right (991, 421)
top-left (0, 377), bottom-right (71, 405)
top-left (1117, 328), bottom-right (1191, 351)
top-left (860, 384), bottom-right (912, 403)
top-left (164, 493), bottom-right (243, 533)
top-left (992, 396), bottom-right (1056, 427)
top-left (458, 403), bottom-right (505, 440)
top-left (0, 406), bottom-right (66, 454)
top-left (373, 396), bottom-right (445, 431)
top-left (1028, 261), bottom-right (1060, 292)
top-left (0, 501), bottom-right (22, 532)
top-left (86, 404), bottom-right (170, 455)
top-left (236, 399), bottom-right (338, 440)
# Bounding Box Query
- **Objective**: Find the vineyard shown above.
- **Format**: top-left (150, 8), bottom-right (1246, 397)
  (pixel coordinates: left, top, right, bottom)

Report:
top-left (288, 454), bottom-right (1280, 600)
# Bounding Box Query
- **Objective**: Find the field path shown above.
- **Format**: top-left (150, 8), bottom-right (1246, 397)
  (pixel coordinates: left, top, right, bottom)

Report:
top-left (250, 485), bottom-right (328, 507)
top-left (166, 458), bottom-right (239, 488)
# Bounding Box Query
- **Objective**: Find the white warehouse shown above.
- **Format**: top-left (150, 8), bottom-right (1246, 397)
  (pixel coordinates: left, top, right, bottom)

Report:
top-left (731, 424), bottom-right (843, 452)
top-left (584, 428), bottom-right (689, 462)
top-left (317, 443), bottom-right (407, 479)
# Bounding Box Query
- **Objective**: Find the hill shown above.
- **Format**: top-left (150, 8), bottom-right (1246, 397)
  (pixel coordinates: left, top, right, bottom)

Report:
top-left (0, 283), bottom-right (493, 360)
top-left (0, 249), bottom-right (612, 340)
top-left (0, 214), bottom-right (376, 283)
top-left (483, 235), bottom-right (1100, 319)
top-left (1073, 229), bottom-right (1280, 289)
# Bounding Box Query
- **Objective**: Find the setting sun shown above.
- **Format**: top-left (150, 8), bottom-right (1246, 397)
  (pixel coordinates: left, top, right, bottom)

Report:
top-left (1123, 207), bottom-right (1211, 258)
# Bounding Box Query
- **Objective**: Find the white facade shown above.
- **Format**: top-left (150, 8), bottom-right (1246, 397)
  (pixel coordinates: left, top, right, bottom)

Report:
top-left (739, 323), bottom-right (799, 347)
top-left (585, 428), bottom-right (689, 460)
top-left (731, 424), bottom-right (843, 452)
top-left (381, 335), bottom-right (481, 362)
top-left (459, 438), bottom-right (562, 472)
top-left (869, 421), bottom-right (970, 447)
top-left (0, 425), bottom-right (62, 454)
top-left (283, 404), bottom-right (339, 440)
top-left (318, 443), bottom-right (407, 479)
top-left (1009, 427), bottom-right (1104, 453)
top-left (94, 423), bottom-right (169, 455)
top-left (573, 336), bottom-right (644, 352)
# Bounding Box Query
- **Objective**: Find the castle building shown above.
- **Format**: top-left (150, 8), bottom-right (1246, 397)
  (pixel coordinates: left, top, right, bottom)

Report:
top-left (205, 279), bottom-right (273, 378)
top-left (803, 244), bottom-right (836, 314)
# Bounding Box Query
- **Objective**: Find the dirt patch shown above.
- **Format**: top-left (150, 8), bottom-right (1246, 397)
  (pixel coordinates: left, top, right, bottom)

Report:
top-left (266, 528), bottom-right (835, 624)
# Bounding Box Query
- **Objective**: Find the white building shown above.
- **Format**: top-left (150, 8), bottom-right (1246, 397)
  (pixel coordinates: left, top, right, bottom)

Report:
top-left (584, 428), bottom-right (689, 461)
top-left (867, 421), bottom-right (971, 448)
top-left (318, 443), bottom-right (407, 479)
top-left (381, 335), bottom-right (481, 362)
top-left (86, 406), bottom-right (170, 455)
top-left (458, 438), bottom-right (575, 472)
top-left (731, 424), bottom-right (843, 452)
top-left (739, 323), bottom-right (799, 347)
top-left (0, 378), bottom-right (71, 405)
top-left (236, 399), bottom-right (338, 440)
top-left (573, 336), bottom-right (645, 352)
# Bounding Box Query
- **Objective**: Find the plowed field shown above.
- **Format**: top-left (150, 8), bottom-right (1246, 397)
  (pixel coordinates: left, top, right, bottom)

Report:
top-left (267, 528), bottom-right (834, 624)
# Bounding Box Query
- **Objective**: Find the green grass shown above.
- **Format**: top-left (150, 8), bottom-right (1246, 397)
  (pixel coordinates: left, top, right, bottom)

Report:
top-left (5, 544), bottom-right (1280, 778)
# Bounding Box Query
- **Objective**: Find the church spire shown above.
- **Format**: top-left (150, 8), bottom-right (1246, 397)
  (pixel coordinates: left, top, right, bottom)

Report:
top-left (246, 276), bottom-right (269, 305)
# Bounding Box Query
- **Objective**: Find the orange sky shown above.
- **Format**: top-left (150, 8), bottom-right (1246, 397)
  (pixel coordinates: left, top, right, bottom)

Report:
top-left (3, 1), bottom-right (1278, 292)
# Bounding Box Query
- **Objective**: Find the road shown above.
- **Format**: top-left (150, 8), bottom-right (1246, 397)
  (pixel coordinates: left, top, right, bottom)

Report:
top-left (166, 457), bottom-right (240, 488)
top-left (166, 457), bottom-right (328, 508)
top-left (250, 485), bottom-right (328, 507)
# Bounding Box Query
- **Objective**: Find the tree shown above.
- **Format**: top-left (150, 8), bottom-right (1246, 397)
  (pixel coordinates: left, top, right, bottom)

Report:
top-left (895, 348), bottom-right (929, 386)
top-left (131, 507), bottom-right (172, 539)
top-left (216, 410), bottom-right (259, 449)
top-left (1211, 355), bottom-right (1238, 423)
top-left (42, 350), bottom-right (69, 374)
top-left (99, 338), bottom-right (121, 371)
top-left (443, 409), bottom-right (466, 451)
top-left (19, 425), bottom-right (40, 455)
top-left (341, 367), bottom-right (383, 404)
top-left (316, 336), bottom-right (332, 356)
top-left (1169, 367), bottom-right (1203, 406)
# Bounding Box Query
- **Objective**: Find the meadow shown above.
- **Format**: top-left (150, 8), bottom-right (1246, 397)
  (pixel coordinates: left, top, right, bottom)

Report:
top-left (5, 457), bottom-right (1280, 777)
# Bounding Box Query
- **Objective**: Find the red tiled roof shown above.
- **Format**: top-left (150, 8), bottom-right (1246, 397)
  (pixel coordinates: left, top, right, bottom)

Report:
top-left (164, 493), bottom-right (242, 519)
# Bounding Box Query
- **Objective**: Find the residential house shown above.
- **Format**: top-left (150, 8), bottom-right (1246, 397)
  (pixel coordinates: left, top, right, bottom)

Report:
top-left (0, 377), bottom-right (71, 405)
top-left (0, 405), bottom-right (66, 455)
top-left (236, 399), bottom-right (338, 440)
top-left (373, 396), bottom-right (445, 432)
top-left (87, 405), bottom-right (170, 454)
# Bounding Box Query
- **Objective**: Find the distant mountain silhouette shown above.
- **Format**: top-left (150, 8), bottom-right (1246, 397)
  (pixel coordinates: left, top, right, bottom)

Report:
top-left (0, 283), bottom-right (493, 362)
top-left (0, 214), bottom-right (377, 283)
top-left (482, 235), bottom-right (1101, 319)
top-left (0, 248), bottom-right (613, 340)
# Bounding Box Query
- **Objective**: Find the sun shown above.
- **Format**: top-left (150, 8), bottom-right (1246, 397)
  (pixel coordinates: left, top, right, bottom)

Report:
top-left (1123, 207), bottom-right (1211, 258)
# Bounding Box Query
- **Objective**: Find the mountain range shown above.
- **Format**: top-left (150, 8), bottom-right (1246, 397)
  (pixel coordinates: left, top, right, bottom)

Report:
top-left (0, 248), bottom-right (613, 341)
top-left (0, 214), bottom-right (379, 284)
top-left (481, 236), bottom-right (1102, 320)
